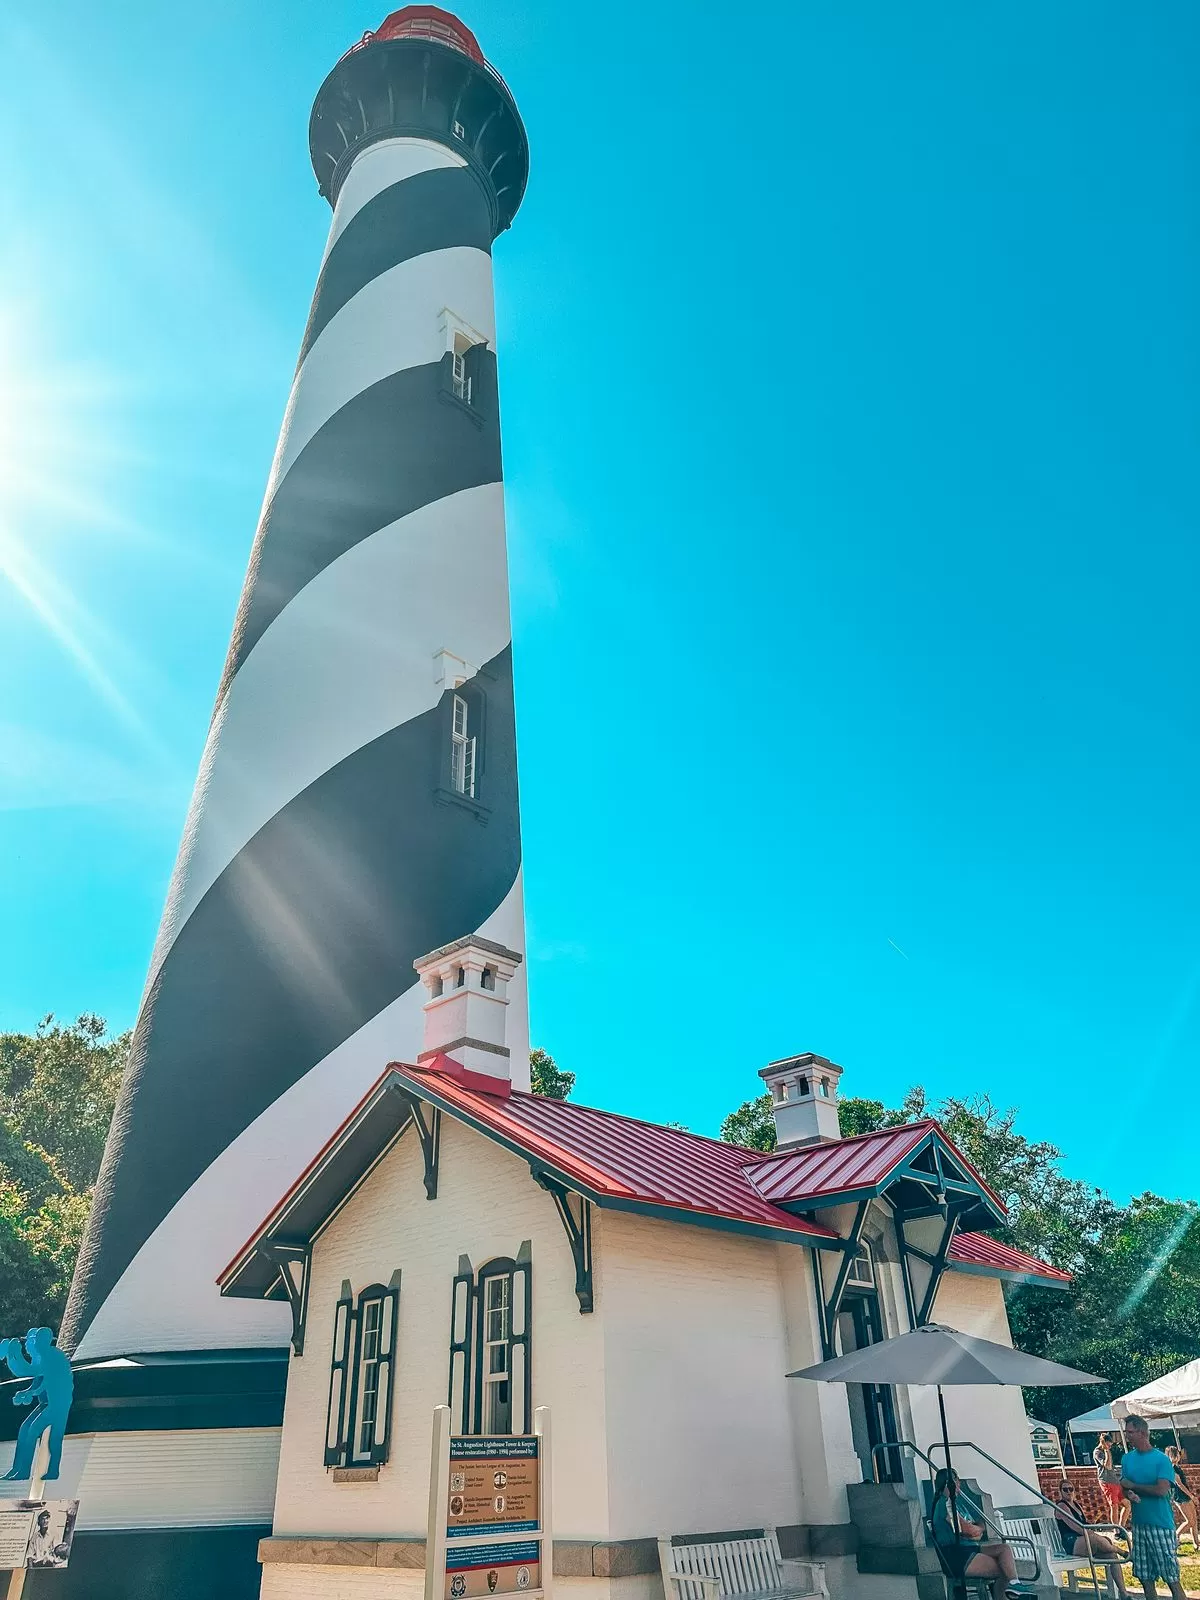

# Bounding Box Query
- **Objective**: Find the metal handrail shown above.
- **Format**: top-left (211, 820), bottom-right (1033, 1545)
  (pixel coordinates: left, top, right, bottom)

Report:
top-left (867, 1438), bottom-right (1043, 1583)
top-left (925, 1438), bottom-right (1129, 1594)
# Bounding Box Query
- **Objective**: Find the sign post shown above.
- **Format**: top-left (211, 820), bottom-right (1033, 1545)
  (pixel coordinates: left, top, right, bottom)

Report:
top-left (426, 1407), bottom-right (553, 1600)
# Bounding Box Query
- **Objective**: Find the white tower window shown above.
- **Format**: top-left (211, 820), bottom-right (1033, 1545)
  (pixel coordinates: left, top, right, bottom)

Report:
top-left (451, 333), bottom-right (473, 403)
top-left (450, 694), bottom-right (477, 798)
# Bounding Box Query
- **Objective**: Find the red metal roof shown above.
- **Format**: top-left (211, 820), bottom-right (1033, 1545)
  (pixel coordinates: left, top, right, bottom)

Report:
top-left (395, 1063), bottom-right (838, 1241)
top-left (745, 1120), bottom-right (936, 1204)
top-left (950, 1232), bottom-right (1071, 1283)
top-left (743, 1118), bottom-right (1006, 1217)
top-left (221, 1061), bottom-right (1067, 1290)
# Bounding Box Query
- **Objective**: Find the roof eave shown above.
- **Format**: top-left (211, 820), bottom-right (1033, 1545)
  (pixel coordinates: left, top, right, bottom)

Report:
top-left (947, 1258), bottom-right (1072, 1292)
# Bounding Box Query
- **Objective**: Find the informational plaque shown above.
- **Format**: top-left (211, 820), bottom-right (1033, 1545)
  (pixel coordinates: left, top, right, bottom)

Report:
top-left (427, 1413), bottom-right (550, 1600)
top-left (445, 1436), bottom-right (540, 1599)
top-left (0, 1499), bottom-right (79, 1570)
top-left (448, 1436), bottom-right (539, 1534)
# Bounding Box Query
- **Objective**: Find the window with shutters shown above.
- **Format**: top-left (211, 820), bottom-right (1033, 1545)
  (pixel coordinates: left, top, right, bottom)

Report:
top-left (325, 1271), bottom-right (401, 1468)
top-left (450, 694), bottom-right (476, 798)
top-left (451, 334), bottom-right (473, 404)
top-left (438, 309), bottom-right (488, 422)
top-left (447, 1248), bottom-right (532, 1437)
top-left (435, 679), bottom-right (488, 821)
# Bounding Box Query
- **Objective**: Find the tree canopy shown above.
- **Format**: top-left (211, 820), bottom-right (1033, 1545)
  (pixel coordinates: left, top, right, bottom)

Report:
top-left (0, 1016), bottom-right (127, 1335)
top-left (720, 1081), bottom-right (1200, 1428)
top-left (529, 1048), bottom-right (574, 1100)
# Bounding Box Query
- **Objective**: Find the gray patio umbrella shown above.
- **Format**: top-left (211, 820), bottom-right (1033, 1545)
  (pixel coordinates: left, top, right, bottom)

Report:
top-left (789, 1323), bottom-right (1105, 1532)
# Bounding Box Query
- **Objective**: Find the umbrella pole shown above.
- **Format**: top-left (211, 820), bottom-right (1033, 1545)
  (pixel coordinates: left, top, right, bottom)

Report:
top-left (938, 1385), bottom-right (961, 1536)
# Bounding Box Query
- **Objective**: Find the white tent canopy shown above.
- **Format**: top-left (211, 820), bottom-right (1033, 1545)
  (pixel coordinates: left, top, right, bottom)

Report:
top-left (1067, 1403), bottom-right (1117, 1435)
top-left (1112, 1357), bottom-right (1200, 1432)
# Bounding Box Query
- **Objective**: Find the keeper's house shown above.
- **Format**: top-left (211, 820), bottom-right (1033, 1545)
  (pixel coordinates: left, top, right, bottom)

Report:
top-left (220, 936), bottom-right (1069, 1600)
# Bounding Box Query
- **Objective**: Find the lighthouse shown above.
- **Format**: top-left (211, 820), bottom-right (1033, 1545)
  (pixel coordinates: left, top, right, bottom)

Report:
top-left (54, 10), bottom-right (529, 1587)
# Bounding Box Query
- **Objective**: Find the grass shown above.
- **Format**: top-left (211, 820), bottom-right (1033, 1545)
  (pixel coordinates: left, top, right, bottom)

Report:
top-left (1059, 1542), bottom-right (1200, 1596)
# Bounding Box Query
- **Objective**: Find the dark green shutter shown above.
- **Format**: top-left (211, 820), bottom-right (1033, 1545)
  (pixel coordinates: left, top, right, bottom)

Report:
top-left (511, 1244), bottom-right (532, 1435)
top-left (324, 1279), bottom-right (354, 1466)
top-left (448, 1254), bottom-right (474, 1435)
top-left (368, 1271), bottom-right (401, 1465)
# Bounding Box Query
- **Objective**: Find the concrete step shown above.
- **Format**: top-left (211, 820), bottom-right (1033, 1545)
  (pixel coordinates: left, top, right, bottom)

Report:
top-left (856, 1543), bottom-right (944, 1578)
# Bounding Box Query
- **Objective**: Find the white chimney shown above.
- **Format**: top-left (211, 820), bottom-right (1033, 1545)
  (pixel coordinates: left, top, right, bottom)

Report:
top-left (413, 935), bottom-right (524, 1095)
top-left (759, 1053), bottom-right (843, 1150)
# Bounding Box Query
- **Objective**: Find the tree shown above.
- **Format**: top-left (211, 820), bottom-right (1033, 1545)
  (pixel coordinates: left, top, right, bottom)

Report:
top-left (719, 1086), bottom-right (926, 1149)
top-left (530, 1048), bottom-right (574, 1100)
top-left (0, 1016), bottom-right (127, 1335)
top-left (719, 1094), bottom-right (775, 1151)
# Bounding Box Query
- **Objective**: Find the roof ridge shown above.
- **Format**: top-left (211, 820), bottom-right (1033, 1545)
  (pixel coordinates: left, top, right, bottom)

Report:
top-left (406, 1065), bottom-right (766, 1157)
top-left (742, 1116), bottom-right (938, 1167)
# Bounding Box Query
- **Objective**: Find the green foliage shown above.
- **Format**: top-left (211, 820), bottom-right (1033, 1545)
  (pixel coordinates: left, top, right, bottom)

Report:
top-left (720, 1093), bottom-right (776, 1151)
top-left (720, 1078), bottom-right (1200, 1429)
top-left (529, 1048), bottom-right (574, 1100)
top-left (0, 1016), bottom-right (127, 1336)
top-left (720, 1086), bottom-right (925, 1149)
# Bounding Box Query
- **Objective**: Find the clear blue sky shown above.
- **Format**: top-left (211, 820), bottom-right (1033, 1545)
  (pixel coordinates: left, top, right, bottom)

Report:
top-left (1, 3), bottom-right (1197, 1202)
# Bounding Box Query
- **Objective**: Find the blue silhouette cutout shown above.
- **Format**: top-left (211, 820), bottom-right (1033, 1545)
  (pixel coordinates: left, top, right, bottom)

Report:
top-left (0, 1328), bottom-right (73, 1481)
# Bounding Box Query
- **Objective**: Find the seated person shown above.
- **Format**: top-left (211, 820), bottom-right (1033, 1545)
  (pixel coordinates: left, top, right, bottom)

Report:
top-left (931, 1468), bottom-right (1023, 1600)
top-left (1054, 1480), bottom-right (1129, 1597)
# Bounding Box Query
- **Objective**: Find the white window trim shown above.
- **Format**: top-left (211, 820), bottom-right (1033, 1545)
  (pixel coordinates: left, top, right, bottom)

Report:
top-left (439, 307), bottom-right (489, 358)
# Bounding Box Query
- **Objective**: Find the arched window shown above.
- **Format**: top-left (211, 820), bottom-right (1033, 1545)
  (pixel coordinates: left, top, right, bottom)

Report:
top-left (447, 1247), bottom-right (532, 1437)
top-left (324, 1271), bottom-right (401, 1468)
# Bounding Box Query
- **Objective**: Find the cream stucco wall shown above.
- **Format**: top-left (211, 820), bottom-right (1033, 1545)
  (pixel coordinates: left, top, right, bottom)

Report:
top-left (598, 1208), bottom-right (804, 1539)
top-left (272, 1112), bottom-right (608, 1540)
top-left (913, 1268), bottom-right (1041, 1505)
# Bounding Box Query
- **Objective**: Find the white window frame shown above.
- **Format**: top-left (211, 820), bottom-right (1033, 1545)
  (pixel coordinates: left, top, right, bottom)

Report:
top-left (450, 694), bottom-right (476, 798)
top-left (439, 308), bottom-right (489, 407)
top-left (481, 1272), bottom-right (512, 1435)
top-left (846, 1238), bottom-right (876, 1291)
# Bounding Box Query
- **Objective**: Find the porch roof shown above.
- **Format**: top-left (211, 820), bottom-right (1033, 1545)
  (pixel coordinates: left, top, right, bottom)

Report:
top-left (742, 1118), bottom-right (1007, 1231)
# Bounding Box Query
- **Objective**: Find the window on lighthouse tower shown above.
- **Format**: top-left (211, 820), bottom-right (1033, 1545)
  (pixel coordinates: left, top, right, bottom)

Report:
top-left (451, 333), bottom-right (473, 404)
top-left (450, 694), bottom-right (476, 798)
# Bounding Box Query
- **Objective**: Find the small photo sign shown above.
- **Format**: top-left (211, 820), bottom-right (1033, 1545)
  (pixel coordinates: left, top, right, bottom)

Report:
top-left (0, 1499), bottom-right (79, 1570)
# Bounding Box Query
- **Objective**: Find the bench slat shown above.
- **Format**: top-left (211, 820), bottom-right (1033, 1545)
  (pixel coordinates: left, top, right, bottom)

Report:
top-left (660, 1533), bottom-right (825, 1600)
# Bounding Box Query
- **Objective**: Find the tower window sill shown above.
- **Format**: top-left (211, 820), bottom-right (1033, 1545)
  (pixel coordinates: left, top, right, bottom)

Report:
top-left (433, 787), bottom-right (491, 825)
top-left (437, 388), bottom-right (484, 429)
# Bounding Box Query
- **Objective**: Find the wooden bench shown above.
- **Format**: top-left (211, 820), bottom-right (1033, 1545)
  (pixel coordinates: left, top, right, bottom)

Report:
top-left (658, 1529), bottom-right (828, 1600)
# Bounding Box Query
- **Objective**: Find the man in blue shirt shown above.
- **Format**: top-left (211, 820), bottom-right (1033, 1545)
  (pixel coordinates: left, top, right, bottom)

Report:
top-left (1121, 1415), bottom-right (1185, 1600)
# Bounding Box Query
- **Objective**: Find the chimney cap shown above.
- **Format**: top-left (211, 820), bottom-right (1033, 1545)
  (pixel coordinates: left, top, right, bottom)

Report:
top-left (413, 934), bottom-right (523, 973)
top-left (759, 1052), bottom-right (843, 1083)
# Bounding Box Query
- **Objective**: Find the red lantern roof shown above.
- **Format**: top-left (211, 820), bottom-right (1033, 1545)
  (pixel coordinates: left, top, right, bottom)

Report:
top-left (369, 7), bottom-right (484, 63)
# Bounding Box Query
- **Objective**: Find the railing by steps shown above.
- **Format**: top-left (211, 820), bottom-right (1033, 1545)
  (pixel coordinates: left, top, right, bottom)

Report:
top-left (866, 1437), bottom-right (1041, 1599)
top-left (869, 1437), bottom-right (1126, 1598)
top-left (926, 1439), bottom-right (1128, 1598)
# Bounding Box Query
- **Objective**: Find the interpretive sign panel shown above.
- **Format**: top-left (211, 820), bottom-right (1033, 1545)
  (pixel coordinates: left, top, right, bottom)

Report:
top-left (0, 1499), bottom-right (79, 1570)
top-left (426, 1409), bottom-right (551, 1600)
top-left (448, 1436), bottom-right (539, 1535)
top-left (445, 1538), bottom-right (539, 1598)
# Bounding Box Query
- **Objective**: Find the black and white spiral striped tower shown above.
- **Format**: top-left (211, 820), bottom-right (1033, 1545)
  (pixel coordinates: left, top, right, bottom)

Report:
top-left (64, 7), bottom-right (530, 1362)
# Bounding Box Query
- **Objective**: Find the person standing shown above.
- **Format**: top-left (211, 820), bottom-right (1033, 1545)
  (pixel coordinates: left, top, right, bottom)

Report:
top-left (1096, 1433), bottom-right (1129, 1527)
top-left (1121, 1415), bottom-right (1187, 1600)
top-left (1165, 1445), bottom-right (1198, 1549)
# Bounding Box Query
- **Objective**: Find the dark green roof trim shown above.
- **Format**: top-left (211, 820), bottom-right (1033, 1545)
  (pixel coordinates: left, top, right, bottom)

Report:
top-left (947, 1259), bottom-right (1072, 1292)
